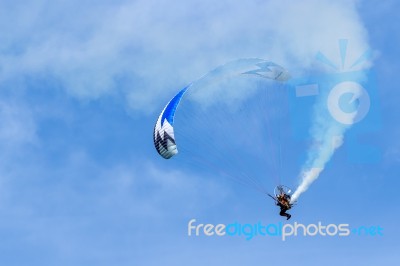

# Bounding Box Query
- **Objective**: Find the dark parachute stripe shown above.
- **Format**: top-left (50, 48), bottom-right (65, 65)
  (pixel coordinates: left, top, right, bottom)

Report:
top-left (153, 127), bottom-right (176, 157)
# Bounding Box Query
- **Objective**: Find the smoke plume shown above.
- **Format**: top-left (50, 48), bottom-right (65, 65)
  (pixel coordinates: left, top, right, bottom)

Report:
top-left (291, 79), bottom-right (369, 202)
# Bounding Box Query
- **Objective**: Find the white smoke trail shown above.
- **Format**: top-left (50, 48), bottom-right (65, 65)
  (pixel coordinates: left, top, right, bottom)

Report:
top-left (291, 80), bottom-right (368, 203)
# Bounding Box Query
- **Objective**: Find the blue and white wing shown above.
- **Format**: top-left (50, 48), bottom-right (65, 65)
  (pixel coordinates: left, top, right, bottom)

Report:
top-left (153, 86), bottom-right (189, 159)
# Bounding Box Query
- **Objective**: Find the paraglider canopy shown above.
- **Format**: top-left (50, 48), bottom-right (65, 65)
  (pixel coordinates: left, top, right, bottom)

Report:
top-left (153, 58), bottom-right (290, 160)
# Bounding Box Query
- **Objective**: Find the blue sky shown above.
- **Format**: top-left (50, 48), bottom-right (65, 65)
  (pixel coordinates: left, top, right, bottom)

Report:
top-left (0, 0), bottom-right (399, 265)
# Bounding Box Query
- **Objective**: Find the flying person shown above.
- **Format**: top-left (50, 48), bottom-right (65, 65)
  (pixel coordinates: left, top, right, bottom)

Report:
top-left (276, 192), bottom-right (292, 220)
top-left (268, 186), bottom-right (293, 220)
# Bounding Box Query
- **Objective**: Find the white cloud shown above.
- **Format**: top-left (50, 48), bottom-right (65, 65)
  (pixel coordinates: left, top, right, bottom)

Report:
top-left (0, 142), bottom-right (229, 219)
top-left (0, 144), bottom-right (230, 258)
top-left (0, 100), bottom-right (37, 147)
top-left (0, 0), bottom-right (370, 113)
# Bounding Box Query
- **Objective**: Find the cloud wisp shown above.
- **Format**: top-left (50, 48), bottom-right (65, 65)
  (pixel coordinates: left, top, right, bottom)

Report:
top-left (0, 0), bottom-right (369, 113)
